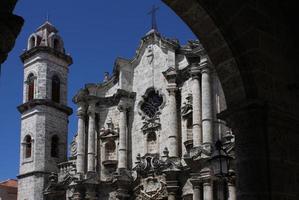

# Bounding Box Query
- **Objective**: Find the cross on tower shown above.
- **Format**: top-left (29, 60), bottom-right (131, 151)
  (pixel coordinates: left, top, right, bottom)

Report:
top-left (46, 12), bottom-right (50, 22)
top-left (148, 5), bottom-right (159, 31)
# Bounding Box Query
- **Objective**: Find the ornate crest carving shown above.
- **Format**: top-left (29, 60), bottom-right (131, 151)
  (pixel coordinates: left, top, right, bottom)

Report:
top-left (141, 112), bottom-right (161, 132)
top-left (134, 176), bottom-right (168, 200)
top-left (134, 148), bottom-right (182, 177)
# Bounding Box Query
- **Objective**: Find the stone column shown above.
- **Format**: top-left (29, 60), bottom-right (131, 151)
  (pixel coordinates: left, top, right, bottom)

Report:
top-left (76, 103), bottom-right (86, 174)
top-left (193, 185), bottom-right (201, 200)
top-left (87, 103), bottom-right (96, 173)
top-left (200, 58), bottom-right (213, 150)
top-left (190, 178), bottom-right (202, 200)
top-left (203, 179), bottom-right (213, 200)
top-left (227, 177), bottom-right (236, 200)
top-left (167, 85), bottom-right (179, 157)
top-left (118, 101), bottom-right (128, 169)
top-left (190, 64), bottom-right (202, 147)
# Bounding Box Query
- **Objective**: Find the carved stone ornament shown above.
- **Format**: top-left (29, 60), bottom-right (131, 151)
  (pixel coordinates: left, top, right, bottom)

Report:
top-left (222, 130), bottom-right (235, 156)
top-left (135, 176), bottom-right (168, 200)
top-left (140, 90), bottom-right (163, 119)
top-left (188, 145), bottom-right (212, 160)
top-left (100, 117), bottom-right (119, 138)
top-left (134, 154), bottom-right (164, 176)
top-left (146, 45), bottom-right (154, 65)
top-left (141, 112), bottom-right (161, 133)
top-left (134, 148), bottom-right (182, 177)
top-left (44, 173), bottom-right (58, 195)
top-left (181, 94), bottom-right (193, 118)
top-left (139, 88), bottom-right (164, 133)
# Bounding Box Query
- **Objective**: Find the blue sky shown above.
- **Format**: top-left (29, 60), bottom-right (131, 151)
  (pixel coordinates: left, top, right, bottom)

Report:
top-left (0, 1), bottom-right (196, 180)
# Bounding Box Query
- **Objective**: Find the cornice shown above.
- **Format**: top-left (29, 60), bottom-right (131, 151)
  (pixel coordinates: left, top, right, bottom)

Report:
top-left (20, 46), bottom-right (73, 65)
top-left (17, 99), bottom-right (73, 116)
top-left (74, 89), bottom-right (136, 107)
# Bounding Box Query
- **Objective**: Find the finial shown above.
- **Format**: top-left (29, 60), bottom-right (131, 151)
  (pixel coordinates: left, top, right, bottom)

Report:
top-left (46, 12), bottom-right (50, 22)
top-left (147, 5), bottom-right (159, 31)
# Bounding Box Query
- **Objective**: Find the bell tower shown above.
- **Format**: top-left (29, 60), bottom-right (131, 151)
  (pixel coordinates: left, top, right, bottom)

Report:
top-left (17, 21), bottom-right (73, 200)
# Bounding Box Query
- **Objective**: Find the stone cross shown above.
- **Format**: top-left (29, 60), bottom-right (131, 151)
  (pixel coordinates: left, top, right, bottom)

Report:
top-left (148, 5), bottom-right (159, 31)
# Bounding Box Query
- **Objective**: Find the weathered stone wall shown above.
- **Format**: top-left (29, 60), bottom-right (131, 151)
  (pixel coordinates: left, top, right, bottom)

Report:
top-left (19, 105), bottom-right (68, 172)
top-left (98, 106), bottom-right (120, 181)
top-left (23, 53), bottom-right (69, 105)
top-left (19, 45), bottom-right (71, 200)
top-left (18, 175), bottom-right (46, 200)
top-left (131, 42), bottom-right (171, 163)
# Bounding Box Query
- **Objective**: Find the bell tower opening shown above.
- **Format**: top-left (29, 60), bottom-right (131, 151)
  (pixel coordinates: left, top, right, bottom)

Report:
top-left (27, 73), bottom-right (35, 101)
top-left (51, 75), bottom-right (60, 103)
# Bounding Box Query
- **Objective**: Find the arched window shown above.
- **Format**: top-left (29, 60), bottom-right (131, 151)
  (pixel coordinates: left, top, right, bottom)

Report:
top-left (51, 75), bottom-right (60, 103)
top-left (105, 141), bottom-right (116, 160)
top-left (147, 132), bottom-right (157, 154)
top-left (53, 39), bottom-right (60, 51)
top-left (140, 90), bottom-right (163, 118)
top-left (24, 135), bottom-right (32, 158)
top-left (27, 73), bottom-right (35, 101)
top-left (29, 37), bottom-right (35, 49)
top-left (51, 135), bottom-right (59, 158)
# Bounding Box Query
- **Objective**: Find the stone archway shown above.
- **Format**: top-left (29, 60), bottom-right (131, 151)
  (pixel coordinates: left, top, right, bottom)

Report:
top-left (163, 0), bottom-right (299, 200)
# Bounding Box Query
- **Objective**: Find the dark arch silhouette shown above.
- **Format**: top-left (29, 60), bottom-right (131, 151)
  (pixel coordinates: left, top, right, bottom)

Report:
top-left (51, 135), bottom-right (59, 158)
top-left (51, 75), bottom-right (60, 103)
top-left (162, 1), bottom-right (299, 199)
top-left (27, 73), bottom-right (35, 101)
top-left (24, 135), bottom-right (32, 158)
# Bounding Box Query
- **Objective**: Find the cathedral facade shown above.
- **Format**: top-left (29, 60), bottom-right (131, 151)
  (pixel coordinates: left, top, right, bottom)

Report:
top-left (17, 21), bottom-right (235, 200)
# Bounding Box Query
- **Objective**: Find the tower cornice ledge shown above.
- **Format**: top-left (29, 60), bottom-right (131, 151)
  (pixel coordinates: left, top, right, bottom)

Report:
top-left (74, 89), bottom-right (136, 106)
top-left (17, 171), bottom-right (52, 179)
top-left (20, 46), bottom-right (73, 65)
top-left (17, 99), bottom-right (73, 115)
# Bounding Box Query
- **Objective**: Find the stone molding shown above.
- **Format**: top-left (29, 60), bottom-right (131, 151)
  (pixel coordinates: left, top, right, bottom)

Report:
top-left (17, 170), bottom-right (52, 179)
top-left (17, 99), bottom-right (73, 115)
top-left (73, 89), bottom-right (136, 107)
top-left (76, 102), bottom-right (86, 117)
top-left (20, 46), bottom-right (73, 65)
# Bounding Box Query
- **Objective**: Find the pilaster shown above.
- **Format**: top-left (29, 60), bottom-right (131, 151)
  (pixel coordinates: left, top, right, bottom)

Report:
top-left (190, 175), bottom-right (202, 200)
top-left (117, 100), bottom-right (128, 169)
top-left (163, 67), bottom-right (179, 158)
top-left (227, 176), bottom-right (236, 200)
top-left (200, 58), bottom-right (213, 152)
top-left (190, 62), bottom-right (202, 147)
top-left (87, 102), bottom-right (96, 174)
top-left (76, 102), bottom-right (86, 174)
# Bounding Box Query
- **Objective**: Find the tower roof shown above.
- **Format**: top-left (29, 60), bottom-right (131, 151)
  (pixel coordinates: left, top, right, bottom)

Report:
top-left (21, 20), bottom-right (72, 64)
top-left (36, 20), bottom-right (58, 34)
